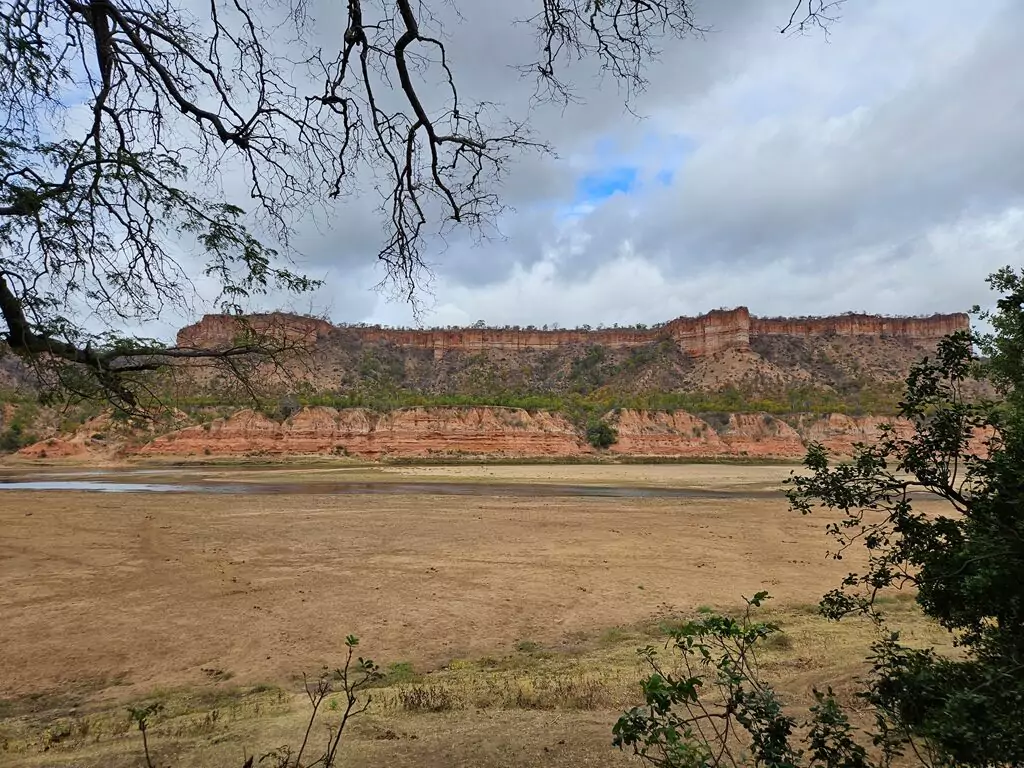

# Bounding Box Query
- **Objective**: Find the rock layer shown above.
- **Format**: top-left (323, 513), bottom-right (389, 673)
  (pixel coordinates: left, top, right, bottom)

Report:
top-left (751, 314), bottom-right (969, 339)
top-left (138, 407), bottom-right (589, 459)
top-left (176, 307), bottom-right (969, 359)
top-left (126, 406), bottom-right (941, 461)
top-left (176, 312), bottom-right (335, 349)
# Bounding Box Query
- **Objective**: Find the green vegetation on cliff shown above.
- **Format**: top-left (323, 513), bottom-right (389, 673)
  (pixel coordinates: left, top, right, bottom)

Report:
top-left (203, 383), bottom-right (903, 420)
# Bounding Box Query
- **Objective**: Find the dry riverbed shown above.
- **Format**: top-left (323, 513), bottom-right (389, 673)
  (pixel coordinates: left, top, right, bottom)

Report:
top-left (0, 463), bottom-right (945, 767)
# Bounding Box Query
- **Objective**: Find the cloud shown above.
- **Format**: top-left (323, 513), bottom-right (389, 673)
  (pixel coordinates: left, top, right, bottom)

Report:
top-left (365, 205), bottom-right (1024, 329)
top-left (366, 0), bottom-right (1021, 327)
top-left (148, 0), bottom-right (1024, 333)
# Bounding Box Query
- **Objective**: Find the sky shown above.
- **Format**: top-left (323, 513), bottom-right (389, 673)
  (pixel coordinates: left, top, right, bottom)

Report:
top-left (161, 0), bottom-right (1024, 335)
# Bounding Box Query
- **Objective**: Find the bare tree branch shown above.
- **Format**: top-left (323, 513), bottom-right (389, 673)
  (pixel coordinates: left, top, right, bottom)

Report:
top-left (1, 0), bottom-right (850, 412)
top-left (780, 0), bottom-right (847, 36)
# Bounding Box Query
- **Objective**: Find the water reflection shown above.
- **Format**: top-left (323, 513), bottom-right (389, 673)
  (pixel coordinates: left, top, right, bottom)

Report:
top-left (0, 476), bottom-right (778, 498)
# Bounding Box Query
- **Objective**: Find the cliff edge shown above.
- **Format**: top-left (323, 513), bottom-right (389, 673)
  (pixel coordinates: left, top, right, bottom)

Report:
top-left (177, 307), bottom-right (969, 359)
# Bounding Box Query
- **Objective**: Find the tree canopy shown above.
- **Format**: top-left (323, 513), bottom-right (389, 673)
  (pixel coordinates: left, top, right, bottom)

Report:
top-left (613, 267), bottom-right (1024, 767)
top-left (1, 0), bottom-right (846, 411)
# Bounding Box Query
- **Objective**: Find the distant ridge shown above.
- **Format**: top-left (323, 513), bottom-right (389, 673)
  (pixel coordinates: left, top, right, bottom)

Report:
top-left (177, 307), bottom-right (970, 359)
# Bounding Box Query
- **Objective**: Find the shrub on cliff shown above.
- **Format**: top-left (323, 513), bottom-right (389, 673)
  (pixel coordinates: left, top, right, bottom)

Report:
top-left (614, 266), bottom-right (1024, 767)
top-left (0, 401), bottom-right (39, 453)
top-left (273, 395), bottom-right (302, 421)
top-left (0, 421), bottom-right (33, 452)
top-left (586, 420), bottom-right (618, 450)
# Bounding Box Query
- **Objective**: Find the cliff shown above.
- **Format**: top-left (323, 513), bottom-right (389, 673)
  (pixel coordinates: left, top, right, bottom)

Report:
top-left (176, 308), bottom-right (969, 359)
top-left (80, 405), bottom-right (972, 461)
top-left (128, 406), bottom-right (821, 459)
top-left (159, 305), bottom-right (979, 416)
top-left (751, 313), bottom-right (969, 339)
top-left (6, 304), bottom-right (987, 463)
top-left (18, 405), bottom-right (996, 462)
top-left (137, 407), bottom-right (588, 459)
top-left (176, 312), bottom-right (335, 349)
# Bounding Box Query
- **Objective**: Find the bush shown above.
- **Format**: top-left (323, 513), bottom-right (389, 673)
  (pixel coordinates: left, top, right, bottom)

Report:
top-left (275, 395), bottom-right (301, 421)
top-left (784, 272), bottom-right (1024, 766)
top-left (614, 593), bottom-right (870, 768)
top-left (585, 420), bottom-right (617, 449)
top-left (0, 422), bottom-right (34, 452)
top-left (396, 684), bottom-right (456, 712)
top-left (700, 411), bottom-right (731, 432)
top-left (615, 267), bottom-right (1024, 768)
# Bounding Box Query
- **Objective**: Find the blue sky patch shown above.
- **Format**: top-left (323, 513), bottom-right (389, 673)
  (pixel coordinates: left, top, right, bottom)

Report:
top-left (574, 166), bottom-right (639, 204)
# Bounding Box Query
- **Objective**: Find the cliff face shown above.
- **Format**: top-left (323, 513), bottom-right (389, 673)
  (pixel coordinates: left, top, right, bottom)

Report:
top-left (138, 406), bottom-right (588, 459)
top-left (665, 308), bottom-right (752, 355)
top-left (751, 313), bottom-right (969, 340)
top-left (355, 327), bottom-right (654, 358)
top-left (176, 312), bottom-right (335, 349)
top-left (176, 307), bottom-right (969, 359)
top-left (7, 305), bottom-right (986, 463)
top-left (608, 410), bottom-right (727, 456)
top-left (608, 410), bottom-right (811, 458)
top-left (124, 405), bottom-right (965, 461)
top-left (176, 308), bottom-right (754, 358)
top-left (20, 404), bottom-right (997, 461)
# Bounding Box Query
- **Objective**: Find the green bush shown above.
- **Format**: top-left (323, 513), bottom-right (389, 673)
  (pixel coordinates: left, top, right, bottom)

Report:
top-left (614, 593), bottom-right (869, 768)
top-left (585, 420), bottom-right (617, 449)
top-left (0, 419), bottom-right (35, 452)
top-left (168, 380), bottom-right (903, 420)
top-left (615, 268), bottom-right (1024, 768)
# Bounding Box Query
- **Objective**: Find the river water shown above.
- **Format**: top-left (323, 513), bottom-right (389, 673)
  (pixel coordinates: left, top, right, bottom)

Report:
top-left (0, 468), bottom-right (780, 498)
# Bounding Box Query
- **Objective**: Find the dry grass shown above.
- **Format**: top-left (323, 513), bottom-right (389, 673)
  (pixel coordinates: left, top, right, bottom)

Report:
top-left (0, 597), bottom-right (951, 768)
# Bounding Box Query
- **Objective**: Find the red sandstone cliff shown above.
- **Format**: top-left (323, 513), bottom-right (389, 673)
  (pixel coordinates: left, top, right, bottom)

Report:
top-left (18, 404), bottom-right (997, 462)
top-left (751, 313), bottom-right (969, 339)
top-left (121, 406), bottom-right (957, 461)
top-left (176, 312), bottom-right (335, 349)
top-left (608, 410), bottom-right (727, 456)
top-left (176, 307), bottom-right (969, 360)
top-left (137, 407), bottom-right (589, 459)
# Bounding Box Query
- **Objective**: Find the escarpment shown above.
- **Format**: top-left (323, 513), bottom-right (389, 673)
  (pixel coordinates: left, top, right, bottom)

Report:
top-left (8, 305), bottom-right (982, 462)
top-left (20, 404), bottom-right (995, 461)
top-left (177, 307), bottom-right (969, 359)
top-left (117, 406), bottom-right (983, 461)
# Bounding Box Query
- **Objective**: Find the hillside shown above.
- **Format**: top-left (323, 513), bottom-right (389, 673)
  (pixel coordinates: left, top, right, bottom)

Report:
top-left (172, 307), bottom-right (969, 411)
top-left (1, 306), bottom-right (976, 459)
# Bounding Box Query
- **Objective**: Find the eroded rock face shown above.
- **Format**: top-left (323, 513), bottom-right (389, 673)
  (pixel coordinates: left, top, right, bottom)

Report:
top-left (176, 312), bottom-right (334, 349)
top-left (609, 410), bottom-right (945, 459)
top-left (17, 404), bottom-right (997, 462)
top-left (609, 410), bottom-right (727, 456)
top-left (12, 410), bottom-right (191, 460)
top-left (138, 406), bottom-right (589, 459)
top-left (716, 414), bottom-right (807, 457)
top-left (751, 314), bottom-right (969, 339)
top-left (130, 406), bottom-right (942, 460)
top-left (791, 414), bottom-right (913, 456)
top-left (17, 437), bottom-right (89, 459)
top-left (175, 307), bottom-right (970, 360)
top-left (15, 413), bottom-right (122, 459)
top-left (609, 411), bottom-right (806, 458)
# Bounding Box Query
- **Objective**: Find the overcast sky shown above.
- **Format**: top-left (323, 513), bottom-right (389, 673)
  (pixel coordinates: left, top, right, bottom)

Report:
top-left (164, 0), bottom-right (1024, 334)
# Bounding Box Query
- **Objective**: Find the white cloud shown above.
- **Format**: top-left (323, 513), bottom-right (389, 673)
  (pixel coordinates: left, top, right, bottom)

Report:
top-left (367, 205), bottom-right (1024, 328)
top-left (122, 0), bottom-right (1024, 335)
